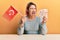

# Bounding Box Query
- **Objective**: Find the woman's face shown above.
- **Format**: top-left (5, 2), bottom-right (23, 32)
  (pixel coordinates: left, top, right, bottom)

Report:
top-left (29, 5), bottom-right (36, 16)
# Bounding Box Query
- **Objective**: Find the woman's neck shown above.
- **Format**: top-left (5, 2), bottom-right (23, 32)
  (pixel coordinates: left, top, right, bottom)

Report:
top-left (28, 15), bottom-right (36, 20)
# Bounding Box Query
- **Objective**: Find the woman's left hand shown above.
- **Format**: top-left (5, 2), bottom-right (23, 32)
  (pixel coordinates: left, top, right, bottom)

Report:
top-left (42, 16), bottom-right (47, 24)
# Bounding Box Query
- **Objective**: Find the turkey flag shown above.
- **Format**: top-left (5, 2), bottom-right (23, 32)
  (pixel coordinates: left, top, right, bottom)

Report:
top-left (3, 6), bottom-right (18, 21)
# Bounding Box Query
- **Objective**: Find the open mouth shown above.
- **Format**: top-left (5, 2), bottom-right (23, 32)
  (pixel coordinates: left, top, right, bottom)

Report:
top-left (32, 11), bottom-right (35, 14)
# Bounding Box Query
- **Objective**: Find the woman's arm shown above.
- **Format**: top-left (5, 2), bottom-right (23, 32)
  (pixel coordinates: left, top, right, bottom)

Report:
top-left (40, 23), bottom-right (47, 35)
top-left (17, 21), bottom-right (24, 35)
top-left (17, 18), bottom-right (25, 35)
top-left (39, 16), bottom-right (48, 35)
top-left (17, 16), bottom-right (27, 35)
top-left (17, 26), bottom-right (24, 35)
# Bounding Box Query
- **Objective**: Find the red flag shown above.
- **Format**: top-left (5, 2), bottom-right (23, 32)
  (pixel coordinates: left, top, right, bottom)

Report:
top-left (3, 6), bottom-right (18, 21)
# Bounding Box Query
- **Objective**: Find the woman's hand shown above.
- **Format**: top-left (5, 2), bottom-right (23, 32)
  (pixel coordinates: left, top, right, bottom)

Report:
top-left (42, 16), bottom-right (47, 24)
top-left (19, 16), bottom-right (26, 28)
top-left (21, 16), bottom-right (26, 24)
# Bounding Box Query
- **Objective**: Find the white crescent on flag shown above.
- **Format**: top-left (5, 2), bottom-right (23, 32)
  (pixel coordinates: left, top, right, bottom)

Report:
top-left (9, 10), bottom-right (14, 16)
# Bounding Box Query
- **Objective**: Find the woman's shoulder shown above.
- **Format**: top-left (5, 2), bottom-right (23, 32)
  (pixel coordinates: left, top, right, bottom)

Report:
top-left (35, 16), bottom-right (42, 23)
top-left (36, 16), bottom-right (40, 20)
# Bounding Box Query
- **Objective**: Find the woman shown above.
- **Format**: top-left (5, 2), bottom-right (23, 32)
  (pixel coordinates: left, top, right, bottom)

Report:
top-left (17, 2), bottom-right (47, 35)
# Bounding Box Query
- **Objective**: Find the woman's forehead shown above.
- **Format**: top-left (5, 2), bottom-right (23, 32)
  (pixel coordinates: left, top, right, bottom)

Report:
top-left (29, 5), bottom-right (36, 8)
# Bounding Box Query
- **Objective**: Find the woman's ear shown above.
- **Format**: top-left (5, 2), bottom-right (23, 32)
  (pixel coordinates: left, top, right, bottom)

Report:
top-left (26, 10), bottom-right (29, 16)
top-left (26, 10), bottom-right (29, 13)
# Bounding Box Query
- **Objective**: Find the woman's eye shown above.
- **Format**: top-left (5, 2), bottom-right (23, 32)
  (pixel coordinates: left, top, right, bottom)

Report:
top-left (30, 8), bottom-right (33, 9)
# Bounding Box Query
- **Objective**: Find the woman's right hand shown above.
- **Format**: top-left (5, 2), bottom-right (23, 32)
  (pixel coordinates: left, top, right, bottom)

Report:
top-left (21, 16), bottom-right (26, 24)
top-left (19, 15), bottom-right (26, 28)
top-left (19, 12), bottom-right (26, 28)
